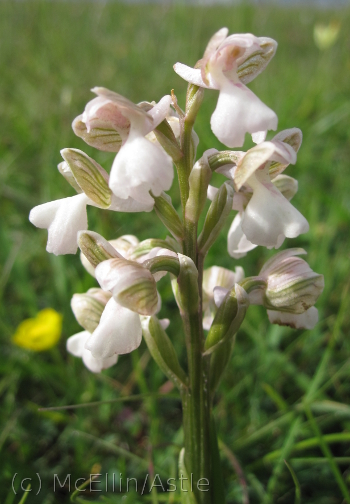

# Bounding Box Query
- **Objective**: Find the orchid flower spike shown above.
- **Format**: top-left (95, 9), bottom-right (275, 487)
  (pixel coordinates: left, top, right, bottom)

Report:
top-left (174, 28), bottom-right (278, 147)
top-left (29, 149), bottom-right (150, 256)
top-left (81, 87), bottom-right (174, 208)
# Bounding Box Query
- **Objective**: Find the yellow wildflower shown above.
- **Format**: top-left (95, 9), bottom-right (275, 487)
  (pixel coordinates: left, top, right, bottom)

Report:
top-left (313, 21), bottom-right (341, 51)
top-left (12, 308), bottom-right (62, 351)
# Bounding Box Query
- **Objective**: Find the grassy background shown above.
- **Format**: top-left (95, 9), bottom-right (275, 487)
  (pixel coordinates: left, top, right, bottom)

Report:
top-left (1, 1), bottom-right (350, 503)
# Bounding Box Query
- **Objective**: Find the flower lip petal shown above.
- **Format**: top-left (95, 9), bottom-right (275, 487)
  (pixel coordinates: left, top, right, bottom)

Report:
top-left (267, 307), bottom-right (318, 330)
top-left (241, 177), bottom-right (309, 248)
top-left (85, 298), bottom-right (142, 359)
top-left (227, 212), bottom-right (258, 258)
top-left (210, 81), bottom-right (277, 148)
top-left (30, 193), bottom-right (90, 255)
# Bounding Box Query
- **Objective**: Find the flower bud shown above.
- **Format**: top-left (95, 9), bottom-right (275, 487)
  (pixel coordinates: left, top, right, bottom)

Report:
top-left (171, 254), bottom-right (199, 315)
top-left (95, 258), bottom-right (159, 315)
top-left (198, 181), bottom-right (234, 255)
top-left (72, 96), bottom-right (130, 152)
top-left (207, 150), bottom-right (245, 175)
top-left (204, 284), bottom-right (249, 355)
top-left (78, 231), bottom-right (121, 269)
top-left (151, 192), bottom-right (184, 241)
top-left (129, 238), bottom-right (178, 262)
top-left (185, 84), bottom-right (205, 125)
top-left (109, 235), bottom-right (139, 258)
top-left (141, 316), bottom-right (187, 390)
top-left (257, 248), bottom-right (324, 314)
top-left (71, 288), bottom-right (111, 333)
top-left (61, 148), bottom-right (112, 208)
top-left (152, 119), bottom-right (183, 162)
top-left (185, 157), bottom-right (212, 223)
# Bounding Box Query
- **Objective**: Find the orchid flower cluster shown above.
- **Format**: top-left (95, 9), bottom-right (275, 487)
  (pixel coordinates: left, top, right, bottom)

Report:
top-left (30, 28), bottom-right (323, 501)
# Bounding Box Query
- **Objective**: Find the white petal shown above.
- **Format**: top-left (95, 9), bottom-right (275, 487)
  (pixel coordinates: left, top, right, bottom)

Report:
top-left (29, 199), bottom-right (62, 229)
top-left (252, 130), bottom-right (267, 144)
top-left (109, 133), bottom-right (173, 206)
top-left (207, 185), bottom-right (218, 201)
top-left (173, 63), bottom-right (213, 89)
top-left (267, 307), bottom-right (318, 330)
top-left (242, 175), bottom-right (309, 248)
top-left (86, 298), bottom-right (142, 359)
top-left (213, 286), bottom-right (230, 307)
top-left (66, 331), bottom-right (90, 357)
top-left (159, 318), bottom-right (170, 330)
top-left (210, 80), bottom-right (277, 148)
top-left (30, 193), bottom-right (89, 255)
top-left (227, 213), bottom-right (258, 258)
top-left (203, 266), bottom-right (238, 296)
top-left (82, 348), bottom-right (118, 373)
top-left (148, 95), bottom-right (172, 130)
top-left (204, 27), bottom-right (229, 58)
top-left (67, 331), bottom-right (118, 372)
top-left (203, 308), bottom-right (214, 331)
top-left (109, 193), bottom-right (153, 213)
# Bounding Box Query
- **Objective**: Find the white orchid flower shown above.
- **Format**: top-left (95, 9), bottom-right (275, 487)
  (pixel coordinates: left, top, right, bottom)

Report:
top-left (84, 297), bottom-right (143, 360)
top-left (85, 88), bottom-right (174, 208)
top-left (246, 248), bottom-right (324, 329)
top-left (207, 129), bottom-right (308, 255)
top-left (174, 28), bottom-right (278, 147)
top-left (67, 292), bottom-right (142, 369)
top-left (29, 148), bottom-right (151, 256)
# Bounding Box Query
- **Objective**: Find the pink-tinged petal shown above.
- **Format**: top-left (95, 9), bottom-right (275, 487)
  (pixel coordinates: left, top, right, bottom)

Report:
top-left (30, 193), bottom-right (89, 255)
top-left (227, 213), bottom-right (258, 258)
top-left (204, 27), bottom-right (229, 58)
top-left (242, 174), bottom-right (309, 248)
top-left (210, 81), bottom-right (277, 148)
top-left (109, 132), bottom-right (173, 207)
top-left (173, 63), bottom-right (214, 89)
top-left (267, 307), bottom-right (318, 330)
top-left (86, 298), bottom-right (142, 359)
top-left (272, 128), bottom-right (302, 153)
top-left (91, 87), bottom-right (152, 129)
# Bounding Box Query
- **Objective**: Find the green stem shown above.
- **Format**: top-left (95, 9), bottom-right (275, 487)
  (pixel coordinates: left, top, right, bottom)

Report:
top-left (177, 114), bottom-right (214, 503)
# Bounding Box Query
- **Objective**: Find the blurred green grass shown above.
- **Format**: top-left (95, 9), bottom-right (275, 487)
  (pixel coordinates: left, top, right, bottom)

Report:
top-left (1, 1), bottom-right (350, 503)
